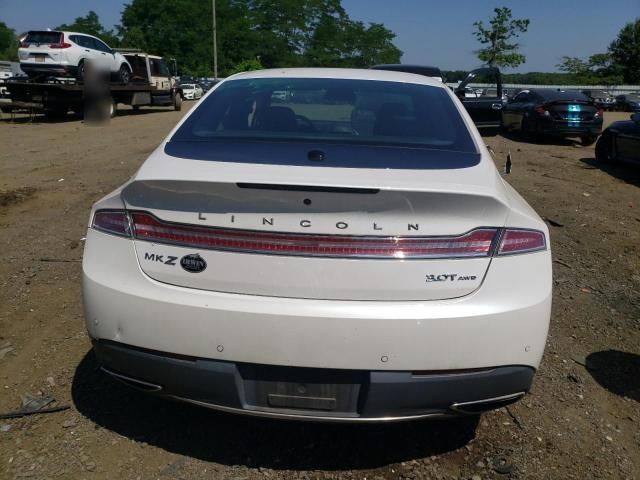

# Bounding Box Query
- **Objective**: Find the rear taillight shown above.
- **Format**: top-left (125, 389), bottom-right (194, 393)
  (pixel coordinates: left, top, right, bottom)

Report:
top-left (91, 210), bottom-right (547, 258)
top-left (534, 106), bottom-right (549, 116)
top-left (92, 211), bottom-right (131, 237)
top-left (130, 212), bottom-right (498, 259)
top-left (49, 33), bottom-right (71, 49)
top-left (497, 229), bottom-right (546, 255)
top-left (595, 109), bottom-right (603, 119)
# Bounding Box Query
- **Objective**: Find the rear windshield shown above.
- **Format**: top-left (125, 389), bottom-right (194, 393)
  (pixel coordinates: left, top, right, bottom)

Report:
top-left (24, 31), bottom-right (62, 45)
top-left (171, 77), bottom-right (476, 152)
top-left (537, 90), bottom-right (591, 102)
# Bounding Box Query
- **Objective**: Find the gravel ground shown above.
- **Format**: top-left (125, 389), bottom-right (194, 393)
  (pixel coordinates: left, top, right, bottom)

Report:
top-left (0, 107), bottom-right (638, 480)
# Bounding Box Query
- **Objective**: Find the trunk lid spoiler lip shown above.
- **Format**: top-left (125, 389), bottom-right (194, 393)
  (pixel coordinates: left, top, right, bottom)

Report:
top-left (129, 142), bottom-right (511, 205)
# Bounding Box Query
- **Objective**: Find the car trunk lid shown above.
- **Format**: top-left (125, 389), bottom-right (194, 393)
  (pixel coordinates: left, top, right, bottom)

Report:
top-left (545, 100), bottom-right (598, 122)
top-left (121, 144), bottom-right (509, 301)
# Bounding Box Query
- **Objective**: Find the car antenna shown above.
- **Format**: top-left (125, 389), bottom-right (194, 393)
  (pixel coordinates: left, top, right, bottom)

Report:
top-left (505, 151), bottom-right (512, 175)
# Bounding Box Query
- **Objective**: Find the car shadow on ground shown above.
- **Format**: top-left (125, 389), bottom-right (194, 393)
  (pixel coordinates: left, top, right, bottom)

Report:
top-left (579, 157), bottom-right (640, 188)
top-left (499, 130), bottom-right (581, 147)
top-left (71, 349), bottom-right (479, 470)
top-left (586, 350), bottom-right (640, 402)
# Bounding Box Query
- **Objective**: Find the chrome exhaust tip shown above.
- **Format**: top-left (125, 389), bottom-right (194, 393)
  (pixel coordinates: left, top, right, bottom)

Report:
top-left (100, 367), bottom-right (163, 392)
top-left (449, 392), bottom-right (525, 414)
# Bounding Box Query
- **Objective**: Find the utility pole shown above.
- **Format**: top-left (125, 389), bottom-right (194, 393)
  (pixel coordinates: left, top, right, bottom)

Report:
top-left (212, 0), bottom-right (218, 80)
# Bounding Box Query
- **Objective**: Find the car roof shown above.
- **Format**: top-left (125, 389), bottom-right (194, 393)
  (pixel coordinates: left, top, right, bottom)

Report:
top-left (227, 68), bottom-right (446, 88)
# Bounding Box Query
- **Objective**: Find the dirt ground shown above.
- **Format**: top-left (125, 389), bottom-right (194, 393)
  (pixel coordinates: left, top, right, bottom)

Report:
top-left (0, 106), bottom-right (639, 480)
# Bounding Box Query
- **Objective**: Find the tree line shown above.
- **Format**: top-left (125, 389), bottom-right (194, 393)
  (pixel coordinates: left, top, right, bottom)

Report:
top-left (0, 3), bottom-right (638, 84)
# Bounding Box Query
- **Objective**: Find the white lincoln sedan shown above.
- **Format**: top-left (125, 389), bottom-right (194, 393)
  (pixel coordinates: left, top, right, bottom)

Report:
top-left (82, 68), bottom-right (552, 422)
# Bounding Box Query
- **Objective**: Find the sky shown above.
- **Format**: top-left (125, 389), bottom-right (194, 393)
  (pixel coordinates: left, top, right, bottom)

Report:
top-left (1, 0), bottom-right (638, 72)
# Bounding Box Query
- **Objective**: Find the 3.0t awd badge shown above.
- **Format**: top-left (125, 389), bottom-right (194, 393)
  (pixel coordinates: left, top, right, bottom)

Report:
top-left (180, 254), bottom-right (207, 273)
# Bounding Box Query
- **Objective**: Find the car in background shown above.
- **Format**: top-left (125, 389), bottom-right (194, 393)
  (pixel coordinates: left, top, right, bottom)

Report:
top-left (595, 113), bottom-right (640, 164)
top-left (581, 89), bottom-right (616, 111)
top-left (0, 62), bottom-right (13, 111)
top-left (18, 30), bottom-right (132, 83)
top-left (371, 64), bottom-right (444, 82)
top-left (198, 80), bottom-right (215, 93)
top-left (502, 89), bottom-right (603, 145)
top-left (614, 93), bottom-right (640, 112)
top-left (83, 67), bottom-right (551, 422)
top-left (178, 75), bottom-right (195, 84)
top-left (454, 67), bottom-right (504, 131)
top-left (180, 83), bottom-right (203, 100)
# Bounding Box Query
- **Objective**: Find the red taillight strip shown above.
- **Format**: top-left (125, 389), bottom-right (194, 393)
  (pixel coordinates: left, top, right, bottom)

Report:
top-left (129, 212), bottom-right (497, 259)
top-left (497, 228), bottom-right (546, 255)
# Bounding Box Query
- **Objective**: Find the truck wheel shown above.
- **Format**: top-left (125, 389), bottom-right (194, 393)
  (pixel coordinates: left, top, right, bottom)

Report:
top-left (174, 93), bottom-right (183, 111)
top-left (118, 65), bottom-right (131, 84)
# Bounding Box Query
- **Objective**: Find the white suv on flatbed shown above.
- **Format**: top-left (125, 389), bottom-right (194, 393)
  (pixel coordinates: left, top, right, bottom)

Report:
top-left (19, 30), bottom-right (132, 83)
top-left (83, 68), bottom-right (552, 422)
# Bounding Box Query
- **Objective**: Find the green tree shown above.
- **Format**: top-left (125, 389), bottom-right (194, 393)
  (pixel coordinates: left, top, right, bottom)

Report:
top-left (556, 56), bottom-right (590, 76)
top-left (228, 57), bottom-right (263, 75)
top-left (0, 22), bottom-right (18, 61)
top-left (56, 11), bottom-right (119, 47)
top-left (119, 0), bottom-right (255, 77)
top-left (473, 7), bottom-right (530, 68)
top-left (118, 0), bottom-right (401, 76)
top-left (608, 18), bottom-right (640, 84)
top-left (556, 53), bottom-right (623, 85)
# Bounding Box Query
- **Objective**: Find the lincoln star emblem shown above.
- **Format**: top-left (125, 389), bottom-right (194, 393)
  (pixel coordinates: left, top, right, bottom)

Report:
top-left (180, 254), bottom-right (207, 273)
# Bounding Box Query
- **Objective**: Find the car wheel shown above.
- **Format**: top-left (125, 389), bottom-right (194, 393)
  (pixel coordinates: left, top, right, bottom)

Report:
top-left (76, 60), bottom-right (86, 82)
top-left (581, 134), bottom-right (597, 146)
top-left (595, 133), bottom-right (613, 162)
top-left (118, 65), bottom-right (131, 84)
top-left (521, 117), bottom-right (535, 142)
top-left (173, 92), bottom-right (183, 111)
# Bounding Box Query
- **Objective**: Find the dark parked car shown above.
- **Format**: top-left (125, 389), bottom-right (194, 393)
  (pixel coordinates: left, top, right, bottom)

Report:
top-left (502, 89), bottom-right (602, 145)
top-left (595, 113), bottom-right (640, 164)
top-left (614, 93), bottom-right (640, 112)
top-left (454, 67), bottom-right (503, 131)
top-left (371, 64), bottom-right (444, 82)
top-left (581, 89), bottom-right (616, 110)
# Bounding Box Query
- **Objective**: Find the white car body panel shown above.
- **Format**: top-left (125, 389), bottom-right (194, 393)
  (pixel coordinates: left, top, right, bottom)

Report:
top-left (82, 68), bottom-right (552, 420)
top-left (84, 229), bottom-right (551, 371)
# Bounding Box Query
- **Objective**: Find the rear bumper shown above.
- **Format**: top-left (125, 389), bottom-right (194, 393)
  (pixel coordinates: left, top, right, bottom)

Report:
top-left (20, 62), bottom-right (75, 77)
top-left (538, 119), bottom-right (602, 137)
top-left (83, 229), bottom-right (552, 372)
top-left (93, 339), bottom-right (535, 421)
